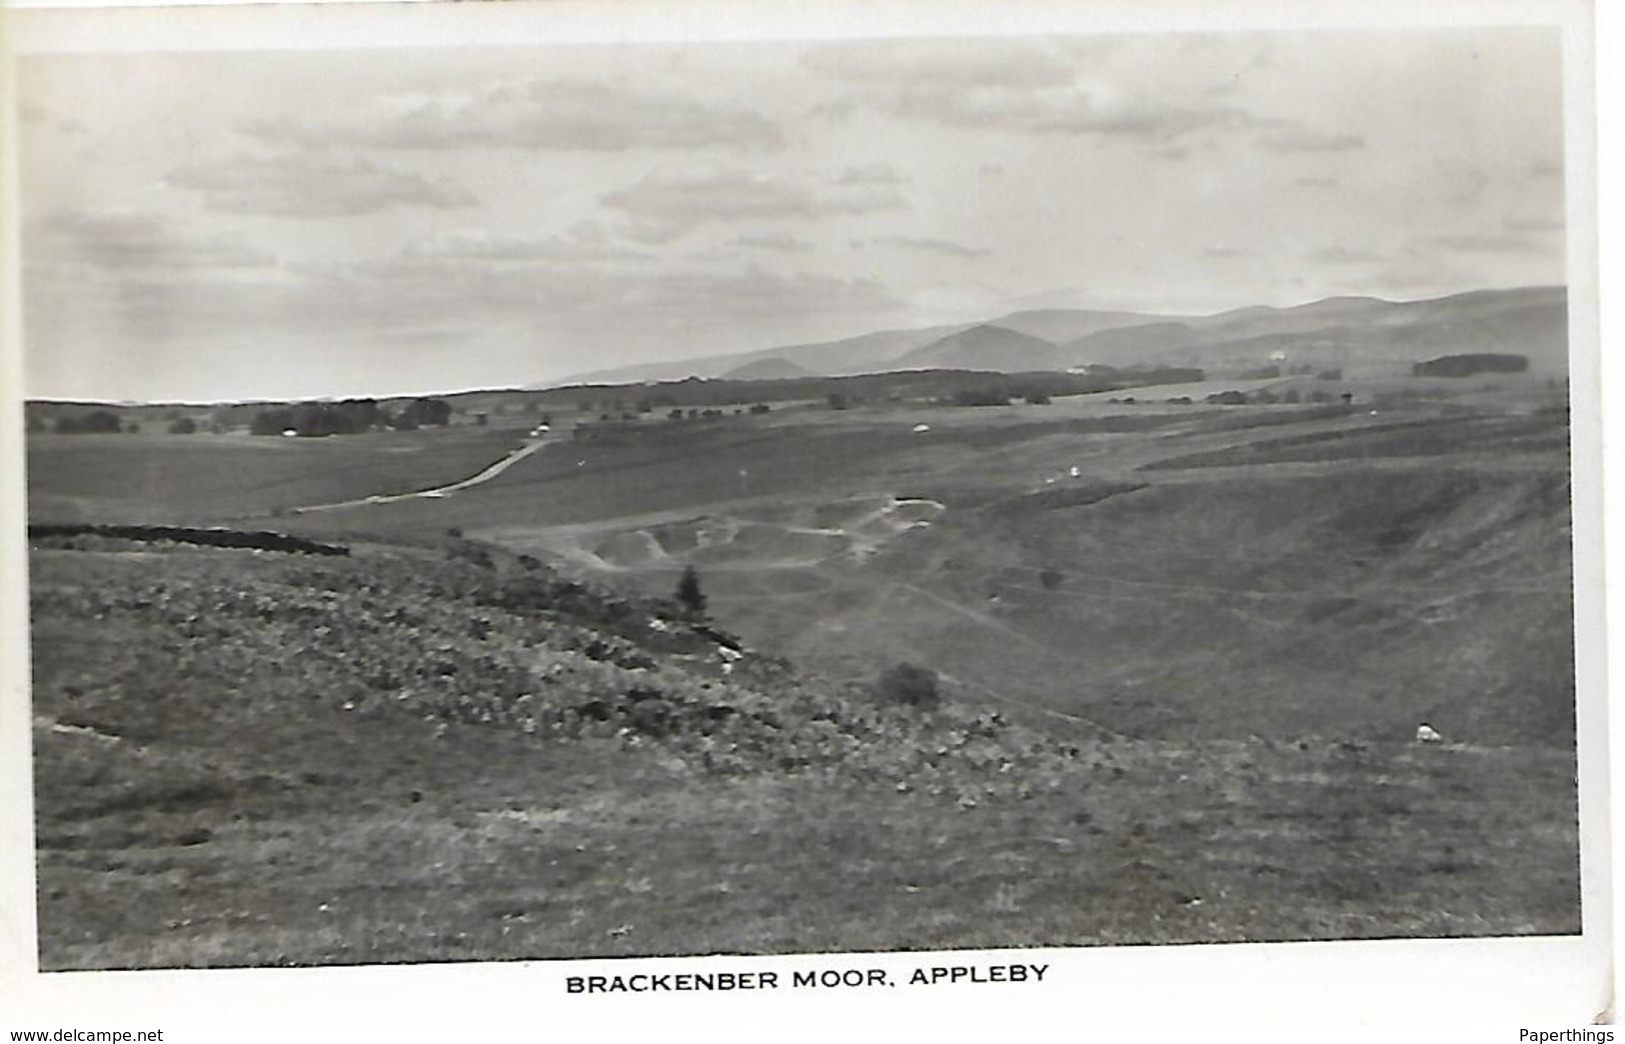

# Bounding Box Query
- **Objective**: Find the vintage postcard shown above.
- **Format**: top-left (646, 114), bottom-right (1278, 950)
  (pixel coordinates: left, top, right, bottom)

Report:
top-left (0, 0), bottom-right (1611, 1028)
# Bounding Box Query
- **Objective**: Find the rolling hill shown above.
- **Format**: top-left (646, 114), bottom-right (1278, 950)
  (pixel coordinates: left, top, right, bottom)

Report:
top-left (554, 286), bottom-right (1567, 387)
top-left (890, 324), bottom-right (1071, 373)
top-left (1062, 287), bottom-right (1570, 375)
top-left (721, 357), bottom-right (816, 381)
top-left (25, 368), bottom-right (1582, 968)
top-left (985, 308), bottom-right (1177, 344)
top-left (559, 323), bottom-right (972, 385)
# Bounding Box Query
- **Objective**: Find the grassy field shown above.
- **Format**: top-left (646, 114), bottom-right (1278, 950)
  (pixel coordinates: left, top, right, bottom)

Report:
top-left (24, 381), bottom-right (1583, 967)
top-left (217, 396), bottom-right (1570, 749)
top-left (29, 540), bottom-right (1579, 969)
top-left (25, 425), bottom-right (527, 525)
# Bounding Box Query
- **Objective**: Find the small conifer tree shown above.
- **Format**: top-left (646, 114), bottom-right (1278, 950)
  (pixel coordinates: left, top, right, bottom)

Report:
top-left (675, 564), bottom-right (707, 618)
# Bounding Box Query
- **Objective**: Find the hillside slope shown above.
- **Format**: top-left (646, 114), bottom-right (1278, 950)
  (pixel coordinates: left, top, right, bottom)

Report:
top-left (722, 357), bottom-right (816, 381)
top-left (987, 308), bottom-right (1177, 344)
top-left (893, 325), bottom-right (1070, 372)
top-left (560, 323), bottom-right (971, 384)
top-left (30, 534), bottom-right (1580, 969)
top-left (1064, 287), bottom-right (1569, 375)
top-left (551, 287), bottom-right (1566, 387)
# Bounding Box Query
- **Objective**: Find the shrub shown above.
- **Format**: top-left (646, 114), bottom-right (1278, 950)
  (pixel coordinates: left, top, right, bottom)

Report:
top-left (876, 663), bottom-right (940, 710)
top-left (953, 388), bottom-right (1010, 407)
top-left (250, 409), bottom-right (294, 436)
top-left (675, 565), bottom-right (707, 618)
top-left (167, 417), bottom-right (198, 434)
top-left (55, 411), bottom-right (123, 435)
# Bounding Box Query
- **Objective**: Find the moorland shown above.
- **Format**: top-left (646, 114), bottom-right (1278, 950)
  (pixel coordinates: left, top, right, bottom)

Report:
top-left (23, 287), bottom-right (1583, 968)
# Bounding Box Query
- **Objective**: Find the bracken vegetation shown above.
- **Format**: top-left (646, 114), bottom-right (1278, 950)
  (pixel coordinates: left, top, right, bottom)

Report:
top-left (31, 538), bottom-right (1093, 801)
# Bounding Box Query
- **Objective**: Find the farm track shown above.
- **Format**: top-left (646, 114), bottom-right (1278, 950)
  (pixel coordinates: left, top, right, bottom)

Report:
top-left (287, 439), bottom-right (549, 514)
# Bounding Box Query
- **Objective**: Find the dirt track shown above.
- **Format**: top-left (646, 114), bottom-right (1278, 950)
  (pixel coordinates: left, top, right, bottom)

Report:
top-left (288, 439), bottom-right (549, 514)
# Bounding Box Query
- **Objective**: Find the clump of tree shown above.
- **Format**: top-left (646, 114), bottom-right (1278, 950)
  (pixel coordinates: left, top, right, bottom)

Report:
top-left (1078, 364), bottom-right (1205, 387)
top-left (167, 417), bottom-right (198, 434)
top-left (1412, 353), bottom-right (1529, 378)
top-left (876, 662), bottom-right (941, 710)
top-left (248, 396), bottom-right (450, 437)
top-left (675, 564), bottom-right (708, 619)
top-left (952, 387), bottom-right (1011, 407)
top-left (394, 397), bottom-right (453, 428)
top-left (54, 411), bottom-right (124, 434)
top-left (250, 408), bottom-right (295, 436)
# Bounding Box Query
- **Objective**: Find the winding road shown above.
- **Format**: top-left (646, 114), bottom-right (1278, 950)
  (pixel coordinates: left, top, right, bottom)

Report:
top-left (288, 439), bottom-right (548, 515)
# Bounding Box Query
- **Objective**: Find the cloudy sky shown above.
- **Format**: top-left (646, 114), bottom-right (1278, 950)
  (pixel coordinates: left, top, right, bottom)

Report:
top-left (16, 23), bottom-right (1566, 401)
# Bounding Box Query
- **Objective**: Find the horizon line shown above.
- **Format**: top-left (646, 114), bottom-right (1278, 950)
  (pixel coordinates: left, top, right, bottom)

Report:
top-left (23, 282), bottom-right (1568, 408)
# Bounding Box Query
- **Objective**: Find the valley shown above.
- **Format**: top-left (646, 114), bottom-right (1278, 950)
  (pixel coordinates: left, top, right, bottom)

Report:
top-left (24, 352), bottom-right (1584, 968)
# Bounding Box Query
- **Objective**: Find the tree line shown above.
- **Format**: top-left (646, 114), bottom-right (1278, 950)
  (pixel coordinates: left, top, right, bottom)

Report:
top-left (248, 397), bottom-right (452, 437)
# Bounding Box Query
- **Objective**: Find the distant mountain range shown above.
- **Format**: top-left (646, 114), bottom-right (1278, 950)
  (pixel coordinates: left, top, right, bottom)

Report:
top-left (556, 286), bottom-right (1568, 386)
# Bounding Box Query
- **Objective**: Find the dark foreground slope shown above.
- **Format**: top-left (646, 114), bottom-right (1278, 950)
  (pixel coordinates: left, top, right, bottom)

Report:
top-left (30, 534), bottom-right (1580, 970)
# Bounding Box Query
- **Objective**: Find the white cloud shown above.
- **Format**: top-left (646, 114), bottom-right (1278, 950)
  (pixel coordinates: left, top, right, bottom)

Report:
top-left (736, 231), bottom-right (815, 254)
top-left (803, 39), bottom-right (1079, 93)
top-left (165, 153), bottom-right (477, 216)
top-left (870, 236), bottom-right (989, 259)
top-left (1308, 245), bottom-right (1383, 265)
top-left (30, 210), bottom-right (277, 271)
top-left (833, 163), bottom-right (910, 186)
top-left (806, 38), bottom-right (1247, 142)
top-left (1434, 233), bottom-right (1540, 255)
top-left (1256, 127), bottom-right (1364, 153)
top-left (240, 79), bottom-right (783, 153)
top-left (279, 255), bottom-right (904, 348)
top-left (405, 224), bottom-right (644, 264)
top-left (601, 169), bottom-right (908, 243)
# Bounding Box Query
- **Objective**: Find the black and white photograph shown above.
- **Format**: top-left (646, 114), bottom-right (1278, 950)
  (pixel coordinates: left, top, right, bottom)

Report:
top-left (0, 0), bottom-right (1611, 1027)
